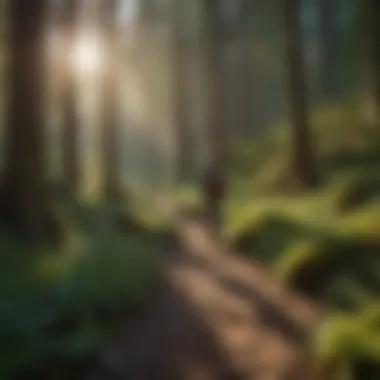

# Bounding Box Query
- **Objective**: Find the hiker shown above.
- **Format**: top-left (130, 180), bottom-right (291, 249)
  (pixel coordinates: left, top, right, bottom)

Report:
top-left (201, 160), bottom-right (225, 227)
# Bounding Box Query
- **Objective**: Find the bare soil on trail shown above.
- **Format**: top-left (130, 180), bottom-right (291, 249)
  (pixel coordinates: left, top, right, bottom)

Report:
top-left (84, 217), bottom-right (322, 380)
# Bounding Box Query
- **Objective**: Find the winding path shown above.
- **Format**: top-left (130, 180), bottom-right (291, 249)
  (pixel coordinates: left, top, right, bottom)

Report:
top-left (85, 216), bottom-right (322, 380)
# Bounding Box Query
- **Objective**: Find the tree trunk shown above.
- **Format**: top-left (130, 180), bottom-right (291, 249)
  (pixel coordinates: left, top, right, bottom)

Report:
top-left (284, 0), bottom-right (318, 190)
top-left (202, 0), bottom-right (227, 224)
top-left (172, 0), bottom-right (193, 182)
top-left (0, 0), bottom-right (58, 242)
top-left (238, 0), bottom-right (260, 136)
top-left (101, 65), bottom-right (121, 200)
top-left (203, 0), bottom-right (226, 165)
top-left (61, 0), bottom-right (80, 194)
top-left (318, 0), bottom-right (337, 99)
top-left (359, 0), bottom-right (380, 129)
top-left (238, 43), bottom-right (257, 136)
top-left (100, 1), bottom-right (122, 200)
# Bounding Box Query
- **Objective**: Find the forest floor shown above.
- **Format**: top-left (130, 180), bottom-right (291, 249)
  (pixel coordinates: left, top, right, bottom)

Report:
top-left (83, 214), bottom-right (321, 380)
top-left (79, 102), bottom-right (380, 380)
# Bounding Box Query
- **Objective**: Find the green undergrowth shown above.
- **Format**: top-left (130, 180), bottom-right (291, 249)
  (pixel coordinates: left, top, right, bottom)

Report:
top-left (225, 100), bottom-right (380, 379)
top-left (226, 203), bottom-right (380, 378)
top-left (226, 101), bottom-right (380, 302)
top-left (228, 101), bottom-right (380, 195)
top-left (313, 304), bottom-right (380, 379)
top-left (0, 200), bottom-right (164, 379)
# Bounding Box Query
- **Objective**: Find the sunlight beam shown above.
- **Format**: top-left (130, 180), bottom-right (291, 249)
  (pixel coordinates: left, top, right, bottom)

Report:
top-left (70, 33), bottom-right (103, 75)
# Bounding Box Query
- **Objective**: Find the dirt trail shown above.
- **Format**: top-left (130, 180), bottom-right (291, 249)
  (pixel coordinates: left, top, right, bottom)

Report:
top-left (84, 217), bottom-right (322, 380)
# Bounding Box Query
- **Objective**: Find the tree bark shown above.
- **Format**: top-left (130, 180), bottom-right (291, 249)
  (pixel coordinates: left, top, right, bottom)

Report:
top-left (61, 0), bottom-right (80, 194)
top-left (0, 0), bottom-right (58, 242)
top-left (238, 0), bottom-right (260, 136)
top-left (100, 0), bottom-right (122, 200)
top-left (201, 0), bottom-right (227, 224)
top-left (172, 0), bottom-right (193, 182)
top-left (284, 0), bottom-right (318, 189)
top-left (203, 0), bottom-right (226, 166)
top-left (318, 0), bottom-right (337, 99)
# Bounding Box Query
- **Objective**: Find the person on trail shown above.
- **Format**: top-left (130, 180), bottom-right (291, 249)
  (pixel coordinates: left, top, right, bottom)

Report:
top-left (201, 160), bottom-right (225, 227)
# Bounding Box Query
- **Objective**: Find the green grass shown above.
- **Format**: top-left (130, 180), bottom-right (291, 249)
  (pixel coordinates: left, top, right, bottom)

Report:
top-left (0, 201), bottom-right (163, 379)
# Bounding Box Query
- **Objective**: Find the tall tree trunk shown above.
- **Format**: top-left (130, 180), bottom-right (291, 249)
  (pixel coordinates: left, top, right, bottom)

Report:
top-left (318, 0), bottom-right (336, 99)
top-left (101, 0), bottom-right (122, 200)
top-left (203, 0), bottom-right (226, 165)
top-left (284, 0), bottom-right (317, 189)
top-left (0, 0), bottom-right (57, 242)
top-left (172, 0), bottom-right (193, 181)
top-left (201, 0), bottom-right (227, 225)
top-left (61, 0), bottom-right (80, 194)
top-left (238, 0), bottom-right (260, 136)
top-left (359, 0), bottom-right (380, 129)
top-left (238, 46), bottom-right (256, 136)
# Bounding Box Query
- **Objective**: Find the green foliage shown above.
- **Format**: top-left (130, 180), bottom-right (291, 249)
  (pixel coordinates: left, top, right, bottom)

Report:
top-left (226, 100), bottom-right (380, 377)
top-left (332, 169), bottom-right (380, 212)
top-left (313, 306), bottom-right (380, 379)
top-left (0, 203), bottom-right (160, 379)
top-left (228, 101), bottom-right (376, 195)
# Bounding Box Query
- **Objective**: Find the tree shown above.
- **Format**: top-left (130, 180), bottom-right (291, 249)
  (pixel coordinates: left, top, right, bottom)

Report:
top-left (203, 0), bottom-right (226, 166)
top-left (200, 0), bottom-right (228, 223)
top-left (359, 0), bottom-right (380, 129)
top-left (318, 0), bottom-right (337, 99)
top-left (284, 0), bottom-right (317, 189)
top-left (235, 0), bottom-right (260, 136)
top-left (0, 0), bottom-right (57, 242)
top-left (61, 0), bottom-right (80, 194)
top-left (100, 0), bottom-right (122, 199)
top-left (171, 0), bottom-right (193, 181)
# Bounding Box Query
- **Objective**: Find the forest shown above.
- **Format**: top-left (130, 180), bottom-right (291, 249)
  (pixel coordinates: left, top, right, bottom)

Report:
top-left (0, 0), bottom-right (379, 379)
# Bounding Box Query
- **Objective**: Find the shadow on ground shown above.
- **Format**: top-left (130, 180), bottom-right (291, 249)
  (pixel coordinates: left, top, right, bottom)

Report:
top-left (85, 272), bottom-right (247, 380)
